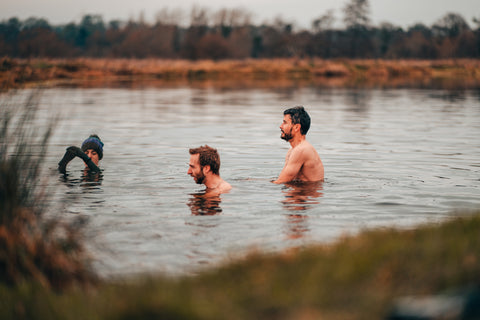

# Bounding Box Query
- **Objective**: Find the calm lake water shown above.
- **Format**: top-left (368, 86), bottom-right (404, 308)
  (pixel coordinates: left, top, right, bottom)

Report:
top-left (6, 86), bottom-right (480, 277)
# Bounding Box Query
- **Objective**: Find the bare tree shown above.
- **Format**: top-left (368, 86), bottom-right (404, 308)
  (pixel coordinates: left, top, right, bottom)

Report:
top-left (211, 7), bottom-right (252, 38)
top-left (312, 10), bottom-right (335, 33)
top-left (343, 0), bottom-right (370, 30)
top-left (272, 15), bottom-right (294, 33)
top-left (195, 34), bottom-right (231, 60)
top-left (473, 16), bottom-right (480, 30)
top-left (213, 7), bottom-right (252, 27)
top-left (213, 8), bottom-right (228, 27)
top-left (227, 26), bottom-right (252, 58)
top-left (342, 0), bottom-right (373, 57)
top-left (190, 5), bottom-right (210, 27)
top-left (155, 7), bottom-right (185, 26)
top-left (433, 12), bottom-right (470, 37)
top-left (228, 8), bottom-right (253, 27)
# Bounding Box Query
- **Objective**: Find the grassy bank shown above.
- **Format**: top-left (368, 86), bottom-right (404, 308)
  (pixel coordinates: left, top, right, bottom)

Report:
top-left (1, 210), bottom-right (479, 319)
top-left (2, 57), bottom-right (480, 90)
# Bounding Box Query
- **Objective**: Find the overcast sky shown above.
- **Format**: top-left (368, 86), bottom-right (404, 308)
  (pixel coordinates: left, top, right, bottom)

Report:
top-left (1, 0), bottom-right (478, 29)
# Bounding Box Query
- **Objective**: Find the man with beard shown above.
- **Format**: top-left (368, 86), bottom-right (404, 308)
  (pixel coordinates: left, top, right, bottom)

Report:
top-left (188, 145), bottom-right (231, 194)
top-left (273, 106), bottom-right (324, 184)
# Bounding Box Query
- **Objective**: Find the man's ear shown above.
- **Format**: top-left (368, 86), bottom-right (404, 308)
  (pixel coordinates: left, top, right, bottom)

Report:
top-left (202, 165), bottom-right (211, 174)
top-left (293, 123), bottom-right (301, 133)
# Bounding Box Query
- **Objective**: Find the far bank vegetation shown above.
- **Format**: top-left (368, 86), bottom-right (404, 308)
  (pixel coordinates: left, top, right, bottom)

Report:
top-left (1, 0), bottom-right (480, 60)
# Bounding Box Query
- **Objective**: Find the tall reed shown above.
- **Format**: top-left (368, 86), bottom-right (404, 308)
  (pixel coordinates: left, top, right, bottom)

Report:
top-left (0, 90), bottom-right (96, 290)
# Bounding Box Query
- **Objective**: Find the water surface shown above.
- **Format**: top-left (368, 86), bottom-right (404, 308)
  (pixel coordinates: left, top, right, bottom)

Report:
top-left (8, 86), bottom-right (480, 277)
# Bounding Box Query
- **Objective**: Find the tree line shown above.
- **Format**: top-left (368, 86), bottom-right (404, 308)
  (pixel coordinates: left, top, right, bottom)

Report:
top-left (1, 0), bottom-right (479, 60)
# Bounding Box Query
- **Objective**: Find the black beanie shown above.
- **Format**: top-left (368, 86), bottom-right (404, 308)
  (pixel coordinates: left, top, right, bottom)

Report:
top-left (81, 135), bottom-right (104, 160)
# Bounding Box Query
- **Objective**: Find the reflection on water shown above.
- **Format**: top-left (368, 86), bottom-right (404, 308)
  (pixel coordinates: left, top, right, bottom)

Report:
top-left (281, 181), bottom-right (323, 240)
top-left (57, 169), bottom-right (105, 215)
top-left (60, 169), bottom-right (103, 191)
top-left (285, 214), bottom-right (310, 240)
top-left (8, 86), bottom-right (479, 277)
top-left (187, 192), bottom-right (223, 215)
top-left (345, 89), bottom-right (371, 113)
top-left (281, 181), bottom-right (324, 211)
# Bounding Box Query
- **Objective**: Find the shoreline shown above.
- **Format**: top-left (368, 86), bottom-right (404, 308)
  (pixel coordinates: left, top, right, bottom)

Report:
top-left (2, 57), bottom-right (480, 90)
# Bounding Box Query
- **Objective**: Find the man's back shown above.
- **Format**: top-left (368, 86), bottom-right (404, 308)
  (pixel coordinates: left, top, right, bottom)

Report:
top-left (289, 140), bottom-right (324, 182)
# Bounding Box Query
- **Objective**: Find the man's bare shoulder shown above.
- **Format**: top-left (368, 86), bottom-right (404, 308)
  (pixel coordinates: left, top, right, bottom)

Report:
top-left (299, 140), bottom-right (324, 181)
top-left (220, 180), bottom-right (232, 193)
top-left (206, 179), bottom-right (231, 195)
top-left (291, 140), bottom-right (317, 156)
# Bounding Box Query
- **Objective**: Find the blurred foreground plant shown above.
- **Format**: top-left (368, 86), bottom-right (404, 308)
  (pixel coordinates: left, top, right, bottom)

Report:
top-left (0, 90), bottom-right (96, 290)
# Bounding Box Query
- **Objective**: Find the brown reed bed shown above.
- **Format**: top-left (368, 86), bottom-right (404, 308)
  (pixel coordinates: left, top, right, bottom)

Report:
top-left (1, 57), bottom-right (480, 90)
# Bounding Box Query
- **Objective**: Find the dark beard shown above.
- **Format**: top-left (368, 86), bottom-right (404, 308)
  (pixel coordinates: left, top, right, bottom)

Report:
top-left (281, 130), bottom-right (293, 141)
top-left (195, 172), bottom-right (205, 184)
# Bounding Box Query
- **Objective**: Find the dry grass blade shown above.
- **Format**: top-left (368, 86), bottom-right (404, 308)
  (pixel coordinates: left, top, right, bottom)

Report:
top-left (0, 90), bottom-right (97, 290)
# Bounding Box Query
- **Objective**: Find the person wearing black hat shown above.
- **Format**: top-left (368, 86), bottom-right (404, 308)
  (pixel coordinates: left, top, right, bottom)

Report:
top-left (58, 134), bottom-right (104, 174)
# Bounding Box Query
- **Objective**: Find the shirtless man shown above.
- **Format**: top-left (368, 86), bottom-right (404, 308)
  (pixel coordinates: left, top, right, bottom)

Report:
top-left (273, 106), bottom-right (324, 184)
top-left (188, 145), bottom-right (232, 194)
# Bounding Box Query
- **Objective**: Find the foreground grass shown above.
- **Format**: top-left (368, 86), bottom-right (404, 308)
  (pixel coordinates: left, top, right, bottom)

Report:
top-left (1, 92), bottom-right (97, 291)
top-left (1, 211), bottom-right (479, 320)
top-left (2, 57), bottom-right (480, 90)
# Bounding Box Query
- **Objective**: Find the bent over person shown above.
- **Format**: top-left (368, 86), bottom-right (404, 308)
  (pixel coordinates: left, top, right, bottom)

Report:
top-left (58, 134), bottom-right (103, 174)
top-left (188, 145), bottom-right (231, 194)
top-left (273, 106), bottom-right (324, 184)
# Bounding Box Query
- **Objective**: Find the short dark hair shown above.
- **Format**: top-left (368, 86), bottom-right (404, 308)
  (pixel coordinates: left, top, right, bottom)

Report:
top-left (284, 106), bottom-right (311, 135)
top-left (189, 145), bottom-right (221, 175)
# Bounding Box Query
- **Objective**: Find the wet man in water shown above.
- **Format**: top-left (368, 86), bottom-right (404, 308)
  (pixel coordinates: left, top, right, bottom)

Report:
top-left (273, 106), bottom-right (324, 184)
top-left (188, 145), bottom-right (232, 194)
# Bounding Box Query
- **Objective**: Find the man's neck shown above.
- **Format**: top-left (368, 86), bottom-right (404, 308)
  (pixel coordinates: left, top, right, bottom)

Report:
top-left (289, 134), bottom-right (306, 148)
top-left (204, 174), bottom-right (223, 190)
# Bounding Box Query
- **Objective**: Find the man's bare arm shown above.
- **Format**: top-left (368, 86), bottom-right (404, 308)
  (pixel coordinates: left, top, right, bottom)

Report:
top-left (273, 150), bottom-right (304, 184)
